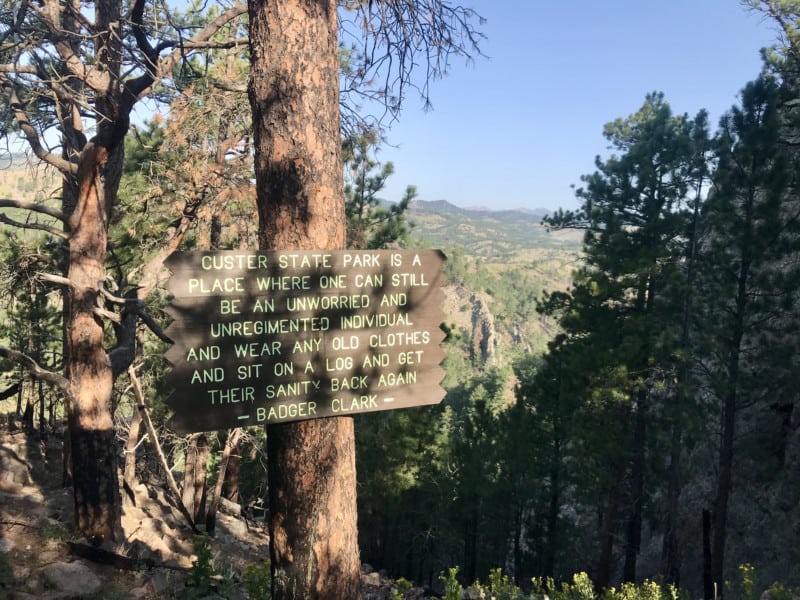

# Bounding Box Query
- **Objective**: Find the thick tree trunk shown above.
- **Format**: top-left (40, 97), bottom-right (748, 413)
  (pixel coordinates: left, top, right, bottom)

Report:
top-left (248, 1), bottom-right (360, 598)
top-left (266, 420), bottom-right (360, 598)
top-left (65, 142), bottom-right (121, 545)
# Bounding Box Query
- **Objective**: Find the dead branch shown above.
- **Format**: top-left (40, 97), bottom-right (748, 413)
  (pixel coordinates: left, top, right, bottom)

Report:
top-left (0, 199), bottom-right (68, 224)
top-left (98, 277), bottom-right (129, 304)
top-left (127, 365), bottom-right (198, 532)
top-left (93, 306), bottom-right (122, 324)
top-left (0, 345), bottom-right (68, 392)
top-left (0, 214), bottom-right (69, 239)
top-left (124, 2), bottom-right (248, 106)
top-left (37, 272), bottom-right (79, 289)
top-left (0, 76), bottom-right (76, 174)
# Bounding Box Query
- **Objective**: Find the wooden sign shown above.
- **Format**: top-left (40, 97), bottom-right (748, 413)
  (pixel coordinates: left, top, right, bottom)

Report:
top-left (163, 250), bottom-right (447, 433)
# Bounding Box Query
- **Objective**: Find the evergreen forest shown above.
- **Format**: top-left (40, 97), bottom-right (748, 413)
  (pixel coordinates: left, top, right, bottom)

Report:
top-left (1, 1), bottom-right (800, 599)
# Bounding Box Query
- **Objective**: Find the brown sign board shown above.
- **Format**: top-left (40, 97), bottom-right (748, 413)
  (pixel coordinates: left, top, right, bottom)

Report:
top-left (163, 250), bottom-right (447, 433)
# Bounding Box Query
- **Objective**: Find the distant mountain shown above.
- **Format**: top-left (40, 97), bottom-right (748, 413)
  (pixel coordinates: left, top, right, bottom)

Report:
top-left (413, 199), bottom-right (549, 221)
top-left (407, 199), bottom-right (580, 264)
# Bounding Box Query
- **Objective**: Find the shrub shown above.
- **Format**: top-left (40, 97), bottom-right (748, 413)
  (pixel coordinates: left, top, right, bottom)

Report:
top-left (242, 559), bottom-right (271, 599)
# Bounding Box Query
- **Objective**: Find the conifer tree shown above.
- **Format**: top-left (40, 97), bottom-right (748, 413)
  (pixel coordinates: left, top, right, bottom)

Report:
top-left (696, 72), bottom-right (800, 591)
top-left (542, 93), bottom-right (711, 585)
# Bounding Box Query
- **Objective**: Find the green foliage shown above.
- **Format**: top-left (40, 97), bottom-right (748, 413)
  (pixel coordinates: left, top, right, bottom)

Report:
top-left (764, 581), bottom-right (799, 600)
top-left (390, 577), bottom-right (412, 600)
top-left (242, 559), bottom-right (272, 599)
top-left (439, 567), bottom-right (462, 600)
top-left (730, 563), bottom-right (758, 600)
top-left (40, 520), bottom-right (71, 542)
top-left (184, 534), bottom-right (216, 599)
top-left (531, 572), bottom-right (595, 600)
top-left (344, 132), bottom-right (413, 249)
top-left (487, 567), bottom-right (526, 600)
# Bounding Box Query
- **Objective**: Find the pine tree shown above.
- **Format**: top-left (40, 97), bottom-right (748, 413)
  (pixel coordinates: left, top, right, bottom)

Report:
top-left (696, 72), bottom-right (800, 591)
top-left (541, 93), bottom-right (711, 585)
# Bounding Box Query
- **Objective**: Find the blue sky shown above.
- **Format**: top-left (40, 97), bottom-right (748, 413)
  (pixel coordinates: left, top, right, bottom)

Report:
top-left (374, 1), bottom-right (778, 212)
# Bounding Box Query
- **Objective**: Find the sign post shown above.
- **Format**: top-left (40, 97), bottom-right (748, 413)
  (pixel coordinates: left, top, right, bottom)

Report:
top-left (164, 249), bottom-right (446, 433)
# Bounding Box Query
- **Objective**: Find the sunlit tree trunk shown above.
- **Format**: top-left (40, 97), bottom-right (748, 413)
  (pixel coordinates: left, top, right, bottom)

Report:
top-left (65, 139), bottom-right (122, 544)
top-left (248, 0), bottom-right (360, 597)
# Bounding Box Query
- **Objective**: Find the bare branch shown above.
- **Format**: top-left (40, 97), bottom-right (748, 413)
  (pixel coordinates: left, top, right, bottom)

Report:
top-left (98, 278), bottom-right (130, 305)
top-left (128, 364), bottom-right (197, 532)
top-left (38, 272), bottom-right (78, 289)
top-left (0, 75), bottom-right (76, 174)
top-left (94, 306), bottom-right (122, 324)
top-left (0, 199), bottom-right (68, 224)
top-left (210, 79), bottom-right (248, 94)
top-left (340, 0), bottom-right (485, 125)
top-left (0, 213), bottom-right (69, 239)
top-left (0, 345), bottom-right (68, 392)
top-left (132, 199), bottom-right (202, 299)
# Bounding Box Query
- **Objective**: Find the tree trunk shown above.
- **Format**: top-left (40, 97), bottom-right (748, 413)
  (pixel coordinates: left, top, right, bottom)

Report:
top-left (22, 382), bottom-right (34, 431)
top-left (222, 435), bottom-right (242, 503)
top-left (248, 1), bottom-right (360, 598)
top-left (596, 467), bottom-right (625, 591)
top-left (662, 420), bottom-right (682, 585)
top-left (544, 437), bottom-right (562, 577)
top-left (123, 403), bottom-right (143, 501)
top-left (206, 428), bottom-right (243, 536)
top-left (711, 186), bottom-right (753, 591)
top-left (65, 142), bottom-right (121, 545)
top-left (38, 380), bottom-right (47, 436)
top-left (462, 497), bottom-right (479, 584)
top-left (266, 420), bottom-right (360, 598)
top-left (703, 509), bottom-right (714, 600)
top-left (623, 389), bottom-right (647, 582)
top-left (182, 433), bottom-right (209, 523)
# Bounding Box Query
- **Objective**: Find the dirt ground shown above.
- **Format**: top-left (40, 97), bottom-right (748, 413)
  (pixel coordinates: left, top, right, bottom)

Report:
top-left (0, 427), bottom-right (273, 599)
top-left (0, 426), bottom-right (426, 599)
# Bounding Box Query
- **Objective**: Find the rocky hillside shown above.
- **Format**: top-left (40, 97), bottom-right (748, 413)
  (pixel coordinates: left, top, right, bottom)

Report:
top-left (0, 428), bottom-right (431, 599)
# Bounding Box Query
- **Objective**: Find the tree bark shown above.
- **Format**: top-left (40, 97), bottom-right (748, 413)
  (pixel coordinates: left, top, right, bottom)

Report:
top-left (248, 1), bottom-right (360, 597)
top-left (182, 433), bottom-right (209, 523)
top-left (711, 183), bottom-right (754, 592)
top-left (703, 509), bottom-right (714, 600)
top-left (206, 428), bottom-right (243, 536)
top-left (222, 435), bottom-right (242, 503)
top-left (623, 389), bottom-right (647, 582)
top-left (596, 467), bottom-right (625, 591)
top-left (123, 403), bottom-right (143, 501)
top-left (65, 142), bottom-right (121, 545)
